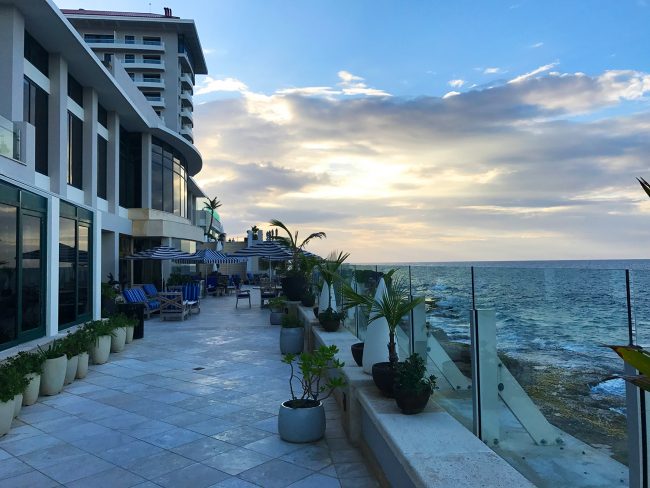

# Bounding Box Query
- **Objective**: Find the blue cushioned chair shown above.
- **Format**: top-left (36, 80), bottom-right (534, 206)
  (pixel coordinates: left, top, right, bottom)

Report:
top-left (182, 283), bottom-right (201, 314)
top-left (123, 286), bottom-right (160, 319)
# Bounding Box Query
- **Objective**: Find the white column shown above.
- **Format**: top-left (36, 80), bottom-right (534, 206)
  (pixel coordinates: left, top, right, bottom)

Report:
top-left (83, 88), bottom-right (98, 208)
top-left (92, 210), bottom-right (102, 319)
top-left (0, 6), bottom-right (24, 121)
top-left (46, 196), bottom-right (60, 337)
top-left (140, 133), bottom-right (152, 208)
top-left (106, 112), bottom-right (120, 213)
top-left (48, 54), bottom-right (68, 195)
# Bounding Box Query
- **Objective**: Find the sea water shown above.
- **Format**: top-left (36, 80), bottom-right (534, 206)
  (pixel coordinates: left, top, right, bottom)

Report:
top-left (370, 260), bottom-right (650, 397)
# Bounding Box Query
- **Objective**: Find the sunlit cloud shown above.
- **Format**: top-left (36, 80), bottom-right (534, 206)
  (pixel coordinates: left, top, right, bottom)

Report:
top-left (484, 67), bottom-right (505, 74)
top-left (448, 79), bottom-right (465, 88)
top-left (195, 76), bottom-right (248, 95)
top-left (530, 42), bottom-right (544, 48)
top-left (508, 62), bottom-right (558, 84)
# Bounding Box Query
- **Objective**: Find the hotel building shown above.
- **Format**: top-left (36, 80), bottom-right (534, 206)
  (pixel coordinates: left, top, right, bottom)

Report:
top-left (0, 0), bottom-right (213, 352)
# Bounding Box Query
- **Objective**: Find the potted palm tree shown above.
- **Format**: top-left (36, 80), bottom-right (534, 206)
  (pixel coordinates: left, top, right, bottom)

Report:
top-left (343, 274), bottom-right (424, 397)
top-left (278, 345), bottom-right (345, 443)
top-left (316, 251), bottom-right (349, 313)
top-left (270, 219), bottom-right (326, 301)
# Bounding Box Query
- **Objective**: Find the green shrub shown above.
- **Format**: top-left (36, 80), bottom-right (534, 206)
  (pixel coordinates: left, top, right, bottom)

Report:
top-left (281, 314), bottom-right (302, 329)
top-left (0, 363), bottom-right (29, 403)
top-left (7, 351), bottom-right (44, 376)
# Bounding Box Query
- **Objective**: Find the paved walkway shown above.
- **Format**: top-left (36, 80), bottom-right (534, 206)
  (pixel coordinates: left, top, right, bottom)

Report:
top-left (0, 290), bottom-right (378, 487)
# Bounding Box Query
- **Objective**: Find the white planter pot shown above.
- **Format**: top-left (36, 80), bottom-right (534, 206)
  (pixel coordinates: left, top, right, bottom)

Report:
top-left (0, 400), bottom-right (13, 436)
top-left (125, 326), bottom-right (134, 344)
top-left (91, 335), bottom-right (111, 365)
top-left (111, 327), bottom-right (127, 353)
top-left (13, 394), bottom-right (22, 418)
top-left (22, 373), bottom-right (40, 406)
top-left (76, 352), bottom-right (89, 379)
top-left (39, 355), bottom-right (67, 396)
top-left (278, 400), bottom-right (325, 443)
top-left (64, 355), bottom-right (79, 385)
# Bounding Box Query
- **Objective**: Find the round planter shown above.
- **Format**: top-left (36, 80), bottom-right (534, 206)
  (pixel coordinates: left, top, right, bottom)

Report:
top-left (91, 335), bottom-right (111, 365)
top-left (270, 310), bottom-right (284, 326)
top-left (0, 399), bottom-right (13, 436)
top-left (372, 362), bottom-right (399, 398)
top-left (278, 400), bottom-right (325, 443)
top-left (39, 355), bottom-right (67, 396)
top-left (395, 388), bottom-right (432, 415)
top-left (281, 275), bottom-right (307, 301)
top-left (22, 373), bottom-right (40, 406)
top-left (319, 318), bottom-right (340, 332)
top-left (351, 342), bottom-right (364, 367)
top-left (301, 295), bottom-right (315, 307)
top-left (111, 327), bottom-right (127, 353)
top-left (13, 394), bottom-right (23, 418)
top-left (125, 326), bottom-right (134, 344)
top-left (64, 355), bottom-right (79, 385)
top-left (280, 327), bottom-right (304, 355)
top-left (76, 352), bottom-right (89, 379)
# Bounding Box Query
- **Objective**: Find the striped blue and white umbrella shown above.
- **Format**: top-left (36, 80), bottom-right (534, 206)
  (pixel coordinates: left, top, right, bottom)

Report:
top-left (125, 245), bottom-right (192, 260)
top-left (230, 240), bottom-right (319, 260)
top-left (173, 249), bottom-right (244, 264)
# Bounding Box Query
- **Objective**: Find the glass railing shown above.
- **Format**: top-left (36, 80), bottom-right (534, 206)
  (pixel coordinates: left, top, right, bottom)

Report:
top-left (143, 59), bottom-right (162, 65)
top-left (0, 115), bottom-right (20, 161)
top-left (338, 262), bottom-right (644, 487)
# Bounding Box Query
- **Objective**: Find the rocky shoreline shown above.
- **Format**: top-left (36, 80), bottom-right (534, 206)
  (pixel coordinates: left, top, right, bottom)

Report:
top-left (431, 327), bottom-right (628, 464)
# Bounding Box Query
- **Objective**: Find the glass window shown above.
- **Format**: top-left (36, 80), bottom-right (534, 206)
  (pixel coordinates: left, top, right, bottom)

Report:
top-left (142, 36), bottom-right (161, 45)
top-left (97, 136), bottom-right (107, 199)
top-left (84, 34), bottom-right (114, 44)
top-left (125, 35), bottom-right (135, 44)
top-left (0, 204), bottom-right (17, 345)
top-left (152, 161), bottom-right (163, 211)
top-left (58, 216), bottom-right (76, 326)
top-left (163, 165), bottom-right (173, 213)
top-left (21, 213), bottom-right (42, 332)
top-left (24, 31), bottom-right (49, 76)
top-left (151, 137), bottom-right (189, 217)
top-left (77, 225), bottom-right (89, 316)
top-left (143, 55), bottom-right (161, 64)
top-left (67, 74), bottom-right (84, 107)
top-left (67, 112), bottom-right (83, 189)
top-left (98, 104), bottom-right (108, 127)
top-left (119, 127), bottom-right (142, 208)
top-left (23, 77), bottom-right (49, 175)
top-left (124, 54), bottom-right (135, 63)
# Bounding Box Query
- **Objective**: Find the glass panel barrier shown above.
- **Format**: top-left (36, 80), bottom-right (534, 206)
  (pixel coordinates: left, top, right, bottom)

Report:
top-left (351, 265), bottom-right (379, 342)
top-left (473, 266), bottom-right (629, 487)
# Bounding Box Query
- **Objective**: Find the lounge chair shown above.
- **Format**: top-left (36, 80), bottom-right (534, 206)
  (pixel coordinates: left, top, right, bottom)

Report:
top-left (122, 287), bottom-right (160, 319)
top-left (182, 283), bottom-right (201, 314)
top-left (158, 291), bottom-right (189, 321)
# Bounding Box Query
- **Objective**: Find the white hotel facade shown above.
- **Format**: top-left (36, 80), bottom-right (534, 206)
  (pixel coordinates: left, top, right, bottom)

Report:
top-left (0, 0), bottom-right (214, 352)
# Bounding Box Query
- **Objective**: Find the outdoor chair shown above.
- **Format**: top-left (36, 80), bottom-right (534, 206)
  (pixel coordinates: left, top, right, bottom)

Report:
top-left (260, 285), bottom-right (277, 308)
top-left (236, 288), bottom-right (251, 308)
top-left (182, 283), bottom-right (201, 314)
top-left (206, 275), bottom-right (218, 296)
top-left (122, 287), bottom-right (160, 319)
top-left (217, 275), bottom-right (229, 295)
top-left (158, 291), bottom-right (189, 321)
top-left (141, 283), bottom-right (159, 298)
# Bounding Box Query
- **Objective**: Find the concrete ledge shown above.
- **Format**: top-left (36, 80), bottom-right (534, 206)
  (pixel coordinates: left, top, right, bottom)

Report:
top-left (297, 304), bottom-right (534, 488)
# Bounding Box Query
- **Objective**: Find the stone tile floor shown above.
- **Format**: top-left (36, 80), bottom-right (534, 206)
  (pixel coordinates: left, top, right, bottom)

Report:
top-left (0, 290), bottom-right (378, 487)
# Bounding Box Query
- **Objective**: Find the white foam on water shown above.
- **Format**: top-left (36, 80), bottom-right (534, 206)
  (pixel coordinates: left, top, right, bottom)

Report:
top-left (591, 377), bottom-right (626, 397)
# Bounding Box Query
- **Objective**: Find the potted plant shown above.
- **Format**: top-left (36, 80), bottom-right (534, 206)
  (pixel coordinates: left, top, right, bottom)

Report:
top-left (0, 364), bottom-right (27, 435)
top-left (270, 219), bottom-right (326, 301)
top-left (280, 315), bottom-right (304, 354)
top-left (269, 296), bottom-right (287, 326)
top-left (74, 327), bottom-right (93, 379)
top-left (351, 342), bottom-right (364, 367)
top-left (101, 282), bottom-right (119, 318)
top-left (61, 331), bottom-right (81, 386)
top-left (109, 314), bottom-right (129, 353)
top-left (278, 345), bottom-right (345, 443)
top-left (86, 320), bottom-right (114, 365)
top-left (37, 340), bottom-right (67, 396)
top-left (316, 251), bottom-right (349, 313)
top-left (394, 353), bottom-right (437, 414)
top-left (318, 307), bottom-right (345, 332)
top-left (343, 274), bottom-right (424, 397)
top-left (301, 291), bottom-right (316, 308)
top-left (7, 351), bottom-right (44, 406)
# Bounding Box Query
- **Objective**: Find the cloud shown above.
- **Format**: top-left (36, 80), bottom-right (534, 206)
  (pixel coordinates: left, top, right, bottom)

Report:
top-left (508, 62), bottom-right (558, 84)
top-left (484, 67), bottom-right (505, 74)
top-left (337, 70), bottom-right (392, 97)
top-left (530, 42), bottom-right (544, 48)
top-left (448, 79), bottom-right (465, 88)
top-left (442, 91), bottom-right (461, 99)
top-left (195, 76), bottom-right (248, 95)
top-left (193, 68), bottom-right (650, 262)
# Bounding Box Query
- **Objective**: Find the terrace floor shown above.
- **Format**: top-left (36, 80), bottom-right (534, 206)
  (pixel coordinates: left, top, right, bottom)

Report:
top-left (0, 290), bottom-right (378, 487)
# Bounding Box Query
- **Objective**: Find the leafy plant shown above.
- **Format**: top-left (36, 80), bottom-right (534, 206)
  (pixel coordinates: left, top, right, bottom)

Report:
top-left (281, 314), bottom-right (303, 329)
top-left (394, 353), bottom-right (437, 395)
top-left (268, 296), bottom-right (287, 312)
top-left (343, 273), bottom-right (424, 366)
top-left (609, 345), bottom-right (650, 391)
top-left (269, 219), bottom-right (326, 274)
top-left (37, 340), bottom-right (66, 360)
top-left (83, 319), bottom-right (116, 340)
top-left (7, 351), bottom-right (44, 376)
top-left (61, 329), bottom-right (94, 358)
top-left (108, 314), bottom-right (136, 330)
top-left (316, 251), bottom-right (350, 288)
top-left (283, 345), bottom-right (346, 407)
top-left (0, 363), bottom-right (29, 402)
top-left (318, 307), bottom-right (344, 324)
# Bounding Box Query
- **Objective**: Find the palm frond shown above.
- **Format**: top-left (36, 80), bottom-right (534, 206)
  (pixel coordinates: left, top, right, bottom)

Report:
top-left (299, 232), bottom-right (326, 249)
top-left (270, 219), bottom-right (296, 248)
top-left (638, 177), bottom-right (650, 199)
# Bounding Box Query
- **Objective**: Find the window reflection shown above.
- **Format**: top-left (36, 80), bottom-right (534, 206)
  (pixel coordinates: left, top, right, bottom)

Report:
top-left (21, 214), bottom-right (42, 331)
top-left (58, 217), bottom-right (76, 326)
top-left (0, 205), bottom-right (17, 345)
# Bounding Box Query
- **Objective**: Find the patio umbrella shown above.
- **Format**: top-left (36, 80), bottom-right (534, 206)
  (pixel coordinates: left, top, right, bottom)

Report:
top-left (230, 240), bottom-right (294, 282)
top-left (172, 249), bottom-right (243, 265)
top-left (124, 245), bottom-right (192, 260)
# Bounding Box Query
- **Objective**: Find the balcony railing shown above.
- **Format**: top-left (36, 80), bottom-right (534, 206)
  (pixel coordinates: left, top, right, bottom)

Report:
top-left (0, 115), bottom-right (20, 161)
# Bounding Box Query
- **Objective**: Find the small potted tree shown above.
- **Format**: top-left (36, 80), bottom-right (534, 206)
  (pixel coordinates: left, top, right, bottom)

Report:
top-left (278, 345), bottom-right (345, 443)
top-left (316, 251), bottom-right (349, 313)
top-left (394, 353), bottom-right (437, 414)
top-left (317, 307), bottom-right (345, 332)
top-left (343, 274), bottom-right (424, 397)
top-left (280, 314), bottom-right (304, 354)
top-left (37, 340), bottom-right (67, 396)
top-left (269, 296), bottom-right (287, 326)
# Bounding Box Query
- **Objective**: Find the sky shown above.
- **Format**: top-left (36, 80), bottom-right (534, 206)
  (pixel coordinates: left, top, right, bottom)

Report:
top-left (54, 0), bottom-right (650, 263)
